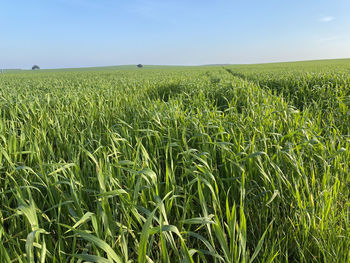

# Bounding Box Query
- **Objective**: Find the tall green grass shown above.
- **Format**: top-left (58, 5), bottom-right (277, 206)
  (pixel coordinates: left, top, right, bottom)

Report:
top-left (0, 61), bottom-right (349, 262)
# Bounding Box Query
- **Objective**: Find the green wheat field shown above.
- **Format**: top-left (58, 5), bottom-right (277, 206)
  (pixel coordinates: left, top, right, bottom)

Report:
top-left (0, 59), bottom-right (349, 262)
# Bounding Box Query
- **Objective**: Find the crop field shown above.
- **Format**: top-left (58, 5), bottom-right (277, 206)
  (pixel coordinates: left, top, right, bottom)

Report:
top-left (0, 59), bottom-right (349, 262)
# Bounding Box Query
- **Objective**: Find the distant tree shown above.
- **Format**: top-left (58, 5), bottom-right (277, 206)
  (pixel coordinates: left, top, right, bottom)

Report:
top-left (137, 64), bottom-right (143, 68)
top-left (32, 65), bottom-right (40, 70)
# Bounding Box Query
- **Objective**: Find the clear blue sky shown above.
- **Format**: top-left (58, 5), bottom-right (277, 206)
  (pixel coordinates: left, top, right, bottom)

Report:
top-left (1, 0), bottom-right (350, 69)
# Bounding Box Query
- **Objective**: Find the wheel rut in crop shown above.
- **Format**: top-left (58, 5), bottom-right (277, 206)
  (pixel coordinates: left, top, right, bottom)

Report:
top-left (223, 67), bottom-right (326, 111)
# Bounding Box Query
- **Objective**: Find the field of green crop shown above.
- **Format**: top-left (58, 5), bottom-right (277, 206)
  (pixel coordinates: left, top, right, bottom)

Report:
top-left (0, 59), bottom-right (349, 262)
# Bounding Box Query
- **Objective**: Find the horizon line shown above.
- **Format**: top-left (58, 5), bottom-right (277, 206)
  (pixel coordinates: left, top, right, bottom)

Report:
top-left (2, 57), bottom-right (349, 71)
